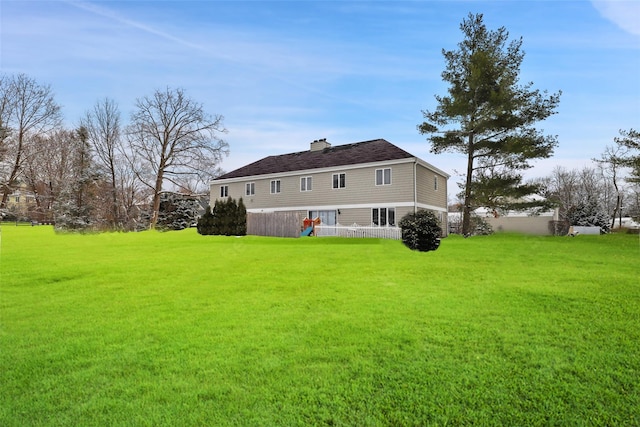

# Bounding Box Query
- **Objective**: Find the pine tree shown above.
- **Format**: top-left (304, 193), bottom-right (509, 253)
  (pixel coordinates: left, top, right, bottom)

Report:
top-left (418, 13), bottom-right (561, 236)
top-left (235, 197), bottom-right (247, 236)
top-left (202, 198), bottom-right (246, 236)
top-left (54, 127), bottom-right (96, 232)
top-left (614, 129), bottom-right (640, 184)
top-left (156, 193), bottom-right (200, 231)
top-left (211, 199), bottom-right (223, 235)
top-left (197, 205), bottom-right (215, 235)
top-left (566, 196), bottom-right (610, 232)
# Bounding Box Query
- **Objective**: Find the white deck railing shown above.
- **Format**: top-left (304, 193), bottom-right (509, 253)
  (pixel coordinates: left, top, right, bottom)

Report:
top-left (314, 223), bottom-right (402, 240)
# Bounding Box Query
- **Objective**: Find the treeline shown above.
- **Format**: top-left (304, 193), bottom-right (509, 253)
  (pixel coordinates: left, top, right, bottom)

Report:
top-left (534, 143), bottom-right (640, 231)
top-left (0, 73), bottom-right (228, 232)
top-left (2, 73), bottom-right (638, 233)
top-left (451, 139), bottom-right (640, 233)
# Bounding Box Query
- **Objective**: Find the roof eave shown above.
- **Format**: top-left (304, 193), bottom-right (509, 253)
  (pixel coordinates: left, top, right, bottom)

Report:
top-left (211, 157), bottom-right (419, 184)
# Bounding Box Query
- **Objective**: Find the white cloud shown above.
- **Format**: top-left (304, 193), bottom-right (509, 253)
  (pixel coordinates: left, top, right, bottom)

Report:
top-left (591, 0), bottom-right (640, 36)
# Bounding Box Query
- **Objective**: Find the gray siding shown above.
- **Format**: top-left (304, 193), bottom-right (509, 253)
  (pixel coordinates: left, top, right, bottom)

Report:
top-left (337, 208), bottom-right (369, 225)
top-left (416, 163), bottom-right (448, 209)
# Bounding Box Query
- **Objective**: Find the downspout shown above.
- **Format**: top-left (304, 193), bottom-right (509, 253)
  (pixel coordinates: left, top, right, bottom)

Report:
top-left (413, 159), bottom-right (418, 214)
top-left (444, 166), bottom-right (448, 237)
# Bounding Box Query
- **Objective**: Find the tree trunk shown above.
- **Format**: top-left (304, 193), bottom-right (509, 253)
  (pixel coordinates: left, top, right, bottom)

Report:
top-left (611, 194), bottom-right (619, 230)
top-left (149, 171), bottom-right (164, 230)
top-left (462, 133), bottom-right (475, 236)
top-left (0, 185), bottom-right (9, 209)
top-left (109, 161), bottom-right (119, 228)
top-left (0, 132), bottom-right (24, 209)
top-left (610, 167), bottom-right (620, 230)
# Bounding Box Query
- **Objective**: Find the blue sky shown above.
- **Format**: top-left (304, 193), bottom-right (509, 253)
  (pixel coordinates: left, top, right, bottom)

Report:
top-left (1, 1), bottom-right (639, 187)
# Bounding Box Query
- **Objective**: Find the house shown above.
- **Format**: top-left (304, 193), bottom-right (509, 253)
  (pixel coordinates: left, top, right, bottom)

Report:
top-left (210, 138), bottom-right (449, 235)
top-left (0, 181), bottom-right (39, 221)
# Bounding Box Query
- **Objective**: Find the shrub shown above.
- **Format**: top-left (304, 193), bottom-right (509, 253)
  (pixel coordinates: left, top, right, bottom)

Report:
top-left (198, 197), bottom-right (246, 236)
top-left (469, 214), bottom-right (494, 236)
top-left (156, 193), bottom-right (201, 231)
top-left (399, 210), bottom-right (442, 252)
top-left (235, 198), bottom-right (247, 236)
top-left (197, 206), bottom-right (215, 235)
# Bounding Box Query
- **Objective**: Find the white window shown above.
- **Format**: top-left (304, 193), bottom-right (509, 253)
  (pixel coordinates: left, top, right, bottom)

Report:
top-left (434, 175), bottom-right (439, 191)
top-left (220, 185), bottom-right (228, 198)
top-left (300, 176), bottom-right (312, 192)
top-left (332, 173), bottom-right (346, 189)
top-left (372, 207), bottom-right (396, 226)
top-left (270, 179), bottom-right (281, 194)
top-left (375, 168), bottom-right (391, 186)
top-left (245, 182), bottom-right (255, 196)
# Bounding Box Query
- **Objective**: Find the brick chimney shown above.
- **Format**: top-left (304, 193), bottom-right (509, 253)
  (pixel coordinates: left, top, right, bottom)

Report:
top-left (310, 138), bottom-right (331, 152)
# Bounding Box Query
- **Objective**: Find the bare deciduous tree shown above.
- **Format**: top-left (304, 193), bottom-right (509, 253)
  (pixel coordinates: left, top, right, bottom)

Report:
top-left (595, 145), bottom-right (627, 229)
top-left (0, 74), bottom-right (62, 209)
top-left (21, 129), bottom-right (78, 222)
top-left (127, 87), bottom-right (228, 229)
top-left (109, 138), bottom-right (150, 230)
top-left (0, 75), bottom-right (16, 162)
top-left (537, 165), bottom-right (614, 231)
top-left (536, 166), bottom-right (580, 224)
top-left (81, 98), bottom-right (123, 228)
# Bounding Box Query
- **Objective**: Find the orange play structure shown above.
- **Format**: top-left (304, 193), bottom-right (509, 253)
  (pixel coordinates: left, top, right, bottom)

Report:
top-left (301, 217), bottom-right (321, 236)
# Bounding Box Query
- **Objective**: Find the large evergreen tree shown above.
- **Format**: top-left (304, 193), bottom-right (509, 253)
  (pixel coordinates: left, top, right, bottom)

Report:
top-left (53, 127), bottom-right (98, 231)
top-left (614, 129), bottom-right (640, 184)
top-left (418, 13), bottom-right (561, 235)
top-left (155, 193), bottom-right (200, 231)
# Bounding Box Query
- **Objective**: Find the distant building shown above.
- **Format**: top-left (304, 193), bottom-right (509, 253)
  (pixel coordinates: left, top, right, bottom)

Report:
top-left (475, 206), bottom-right (560, 235)
top-left (1, 182), bottom-right (39, 220)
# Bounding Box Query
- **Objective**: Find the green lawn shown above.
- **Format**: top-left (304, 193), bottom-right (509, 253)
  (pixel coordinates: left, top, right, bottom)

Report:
top-left (1, 225), bottom-right (638, 426)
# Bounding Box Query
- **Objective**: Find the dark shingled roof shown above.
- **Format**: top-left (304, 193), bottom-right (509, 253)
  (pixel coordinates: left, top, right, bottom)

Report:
top-left (215, 139), bottom-right (415, 180)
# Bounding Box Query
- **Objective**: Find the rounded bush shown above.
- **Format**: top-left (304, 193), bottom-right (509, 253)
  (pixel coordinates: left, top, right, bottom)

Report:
top-left (399, 210), bottom-right (442, 252)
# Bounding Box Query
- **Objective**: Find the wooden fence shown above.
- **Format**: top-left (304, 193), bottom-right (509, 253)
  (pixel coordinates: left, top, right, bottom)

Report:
top-left (247, 212), bottom-right (303, 238)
